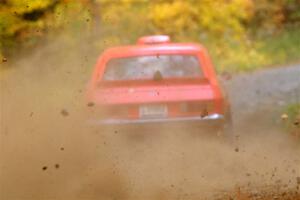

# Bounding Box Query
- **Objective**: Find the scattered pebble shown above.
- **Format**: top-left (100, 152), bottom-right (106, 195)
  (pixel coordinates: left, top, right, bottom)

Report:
top-left (42, 166), bottom-right (47, 171)
top-left (87, 102), bottom-right (94, 107)
top-left (281, 113), bottom-right (288, 120)
top-left (55, 164), bottom-right (60, 169)
top-left (275, 179), bottom-right (281, 184)
top-left (61, 109), bottom-right (69, 116)
top-left (60, 147), bottom-right (64, 151)
top-left (2, 57), bottom-right (7, 62)
top-left (235, 147), bottom-right (239, 152)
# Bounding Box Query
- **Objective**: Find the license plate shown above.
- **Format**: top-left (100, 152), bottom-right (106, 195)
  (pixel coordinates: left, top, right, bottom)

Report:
top-left (139, 104), bottom-right (167, 118)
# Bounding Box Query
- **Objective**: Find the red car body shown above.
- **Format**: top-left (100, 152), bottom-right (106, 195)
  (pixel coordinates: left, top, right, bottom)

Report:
top-left (86, 36), bottom-right (231, 132)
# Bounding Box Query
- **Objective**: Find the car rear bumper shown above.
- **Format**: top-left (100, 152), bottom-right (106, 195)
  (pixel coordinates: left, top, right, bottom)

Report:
top-left (89, 113), bottom-right (223, 125)
top-left (88, 114), bottom-right (226, 132)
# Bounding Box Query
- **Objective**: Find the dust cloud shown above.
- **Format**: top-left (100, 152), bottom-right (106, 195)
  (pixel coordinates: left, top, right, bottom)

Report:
top-left (1, 35), bottom-right (300, 200)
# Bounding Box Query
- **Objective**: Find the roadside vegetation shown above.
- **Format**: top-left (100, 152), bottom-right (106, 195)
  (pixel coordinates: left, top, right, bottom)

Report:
top-left (1, 0), bottom-right (300, 73)
top-left (283, 103), bottom-right (300, 139)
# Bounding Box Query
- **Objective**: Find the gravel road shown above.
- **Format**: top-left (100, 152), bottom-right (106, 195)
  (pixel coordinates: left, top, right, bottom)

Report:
top-left (1, 58), bottom-right (300, 200)
top-left (226, 65), bottom-right (300, 107)
top-left (222, 65), bottom-right (300, 128)
top-left (216, 65), bottom-right (300, 199)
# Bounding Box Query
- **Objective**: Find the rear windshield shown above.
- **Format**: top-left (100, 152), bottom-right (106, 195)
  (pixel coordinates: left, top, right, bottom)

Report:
top-left (103, 55), bottom-right (203, 81)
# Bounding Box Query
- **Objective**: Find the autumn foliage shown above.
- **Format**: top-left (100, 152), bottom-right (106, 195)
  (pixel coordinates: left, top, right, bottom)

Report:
top-left (1, 0), bottom-right (300, 71)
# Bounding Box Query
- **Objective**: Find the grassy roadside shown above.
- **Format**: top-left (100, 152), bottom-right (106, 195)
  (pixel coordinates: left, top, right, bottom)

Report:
top-left (259, 28), bottom-right (300, 67)
top-left (210, 28), bottom-right (300, 73)
top-left (282, 103), bottom-right (300, 139)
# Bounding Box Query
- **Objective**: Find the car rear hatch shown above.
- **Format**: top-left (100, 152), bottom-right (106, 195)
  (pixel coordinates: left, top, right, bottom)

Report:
top-left (89, 78), bottom-right (223, 122)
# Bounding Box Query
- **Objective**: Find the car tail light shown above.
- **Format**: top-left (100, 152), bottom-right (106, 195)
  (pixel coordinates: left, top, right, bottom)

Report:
top-left (180, 101), bottom-right (215, 116)
top-left (101, 106), bottom-right (129, 118)
top-left (180, 103), bottom-right (188, 112)
top-left (189, 101), bottom-right (214, 111)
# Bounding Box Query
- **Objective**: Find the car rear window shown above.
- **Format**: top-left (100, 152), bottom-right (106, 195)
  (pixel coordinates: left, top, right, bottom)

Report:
top-left (102, 55), bottom-right (203, 81)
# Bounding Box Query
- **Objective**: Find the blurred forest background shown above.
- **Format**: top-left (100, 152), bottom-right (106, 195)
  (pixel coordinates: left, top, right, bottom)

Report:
top-left (0, 0), bottom-right (300, 72)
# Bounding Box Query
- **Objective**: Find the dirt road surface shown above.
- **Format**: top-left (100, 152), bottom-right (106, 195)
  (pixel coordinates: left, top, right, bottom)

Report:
top-left (0, 41), bottom-right (300, 200)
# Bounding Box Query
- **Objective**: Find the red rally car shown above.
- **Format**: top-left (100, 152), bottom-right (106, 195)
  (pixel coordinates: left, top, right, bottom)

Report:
top-left (86, 35), bottom-right (232, 134)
